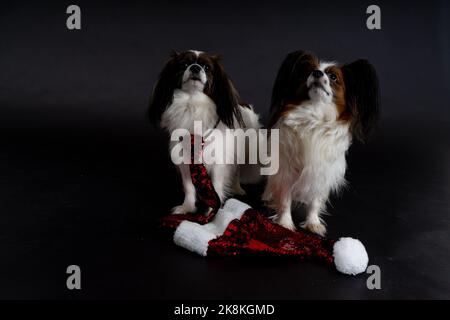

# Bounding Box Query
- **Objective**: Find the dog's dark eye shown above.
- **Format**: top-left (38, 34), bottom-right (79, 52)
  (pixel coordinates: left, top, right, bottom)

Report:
top-left (183, 60), bottom-right (194, 68)
top-left (328, 73), bottom-right (337, 81)
top-left (204, 65), bottom-right (210, 71)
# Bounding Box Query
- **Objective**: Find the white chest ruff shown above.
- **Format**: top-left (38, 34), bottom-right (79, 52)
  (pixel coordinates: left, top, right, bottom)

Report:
top-left (160, 89), bottom-right (218, 133)
top-left (277, 102), bottom-right (352, 203)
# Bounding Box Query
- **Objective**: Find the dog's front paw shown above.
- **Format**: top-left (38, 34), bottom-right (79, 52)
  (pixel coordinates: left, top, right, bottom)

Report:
top-left (171, 204), bottom-right (197, 215)
top-left (275, 214), bottom-right (297, 231)
top-left (302, 221), bottom-right (327, 236)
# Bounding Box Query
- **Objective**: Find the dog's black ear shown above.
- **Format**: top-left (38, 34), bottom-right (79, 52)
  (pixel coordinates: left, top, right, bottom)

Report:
top-left (210, 57), bottom-right (243, 128)
top-left (148, 52), bottom-right (180, 126)
top-left (269, 50), bottom-right (318, 127)
top-left (342, 59), bottom-right (380, 142)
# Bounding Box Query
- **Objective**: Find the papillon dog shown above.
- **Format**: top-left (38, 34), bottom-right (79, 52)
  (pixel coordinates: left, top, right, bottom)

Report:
top-left (263, 50), bottom-right (380, 235)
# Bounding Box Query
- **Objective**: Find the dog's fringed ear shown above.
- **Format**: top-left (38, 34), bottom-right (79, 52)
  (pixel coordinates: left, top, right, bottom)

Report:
top-left (342, 59), bottom-right (380, 142)
top-left (269, 50), bottom-right (318, 127)
top-left (148, 52), bottom-right (180, 126)
top-left (210, 56), bottom-right (244, 129)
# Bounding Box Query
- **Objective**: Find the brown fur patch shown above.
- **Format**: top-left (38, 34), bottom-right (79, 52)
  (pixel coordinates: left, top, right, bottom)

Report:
top-left (279, 103), bottom-right (301, 120)
top-left (325, 65), bottom-right (350, 121)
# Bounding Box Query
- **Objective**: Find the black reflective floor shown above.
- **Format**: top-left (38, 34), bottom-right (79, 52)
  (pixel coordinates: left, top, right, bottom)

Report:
top-left (0, 117), bottom-right (449, 299)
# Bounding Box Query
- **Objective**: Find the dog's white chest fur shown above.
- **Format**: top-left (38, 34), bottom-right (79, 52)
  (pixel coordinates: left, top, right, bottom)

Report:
top-left (160, 88), bottom-right (261, 206)
top-left (160, 89), bottom-right (218, 133)
top-left (277, 102), bottom-right (351, 204)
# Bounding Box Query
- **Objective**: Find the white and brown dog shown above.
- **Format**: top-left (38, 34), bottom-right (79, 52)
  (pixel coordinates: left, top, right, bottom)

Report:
top-left (263, 50), bottom-right (380, 235)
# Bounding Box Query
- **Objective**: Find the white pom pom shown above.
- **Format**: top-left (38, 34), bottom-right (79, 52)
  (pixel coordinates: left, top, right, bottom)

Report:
top-left (333, 237), bottom-right (368, 275)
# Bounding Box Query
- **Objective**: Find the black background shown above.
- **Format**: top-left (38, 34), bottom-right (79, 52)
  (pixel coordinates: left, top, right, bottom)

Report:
top-left (0, 0), bottom-right (449, 299)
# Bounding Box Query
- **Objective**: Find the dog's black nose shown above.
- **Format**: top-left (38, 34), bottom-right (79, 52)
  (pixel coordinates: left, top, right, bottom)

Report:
top-left (190, 64), bottom-right (201, 74)
top-left (312, 70), bottom-right (324, 78)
